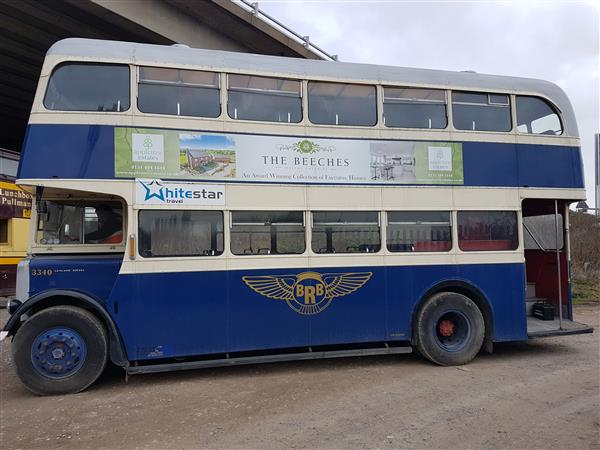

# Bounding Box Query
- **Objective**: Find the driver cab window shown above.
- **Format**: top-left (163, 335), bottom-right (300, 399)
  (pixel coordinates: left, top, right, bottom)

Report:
top-left (37, 200), bottom-right (123, 245)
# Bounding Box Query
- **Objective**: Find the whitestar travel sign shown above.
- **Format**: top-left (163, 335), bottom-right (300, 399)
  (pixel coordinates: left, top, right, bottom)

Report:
top-left (115, 127), bottom-right (464, 185)
top-left (135, 179), bottom-right (225, 205)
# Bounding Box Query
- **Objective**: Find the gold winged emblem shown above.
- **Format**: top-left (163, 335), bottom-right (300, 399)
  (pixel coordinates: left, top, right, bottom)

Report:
top-left (242, 271), bottom-right (373, 315)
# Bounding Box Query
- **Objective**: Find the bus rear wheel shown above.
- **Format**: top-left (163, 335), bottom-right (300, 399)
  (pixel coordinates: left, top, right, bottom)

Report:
top-left (415, 292), bottom-right (484, 366)
top-left (13, 305), bottom-right (108, 395)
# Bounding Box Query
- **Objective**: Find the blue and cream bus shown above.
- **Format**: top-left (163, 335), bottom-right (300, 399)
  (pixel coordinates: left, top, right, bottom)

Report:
top-left (2, 38), bottom-right (593, 395)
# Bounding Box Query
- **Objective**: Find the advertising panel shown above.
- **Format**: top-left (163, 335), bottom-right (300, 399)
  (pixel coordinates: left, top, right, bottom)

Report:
top-left (115, 127), bottom-right (463, 185)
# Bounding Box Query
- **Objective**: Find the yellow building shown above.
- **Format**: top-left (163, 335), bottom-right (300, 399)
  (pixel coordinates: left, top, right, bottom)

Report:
top-left (1, 154), bottom-right (32, 297)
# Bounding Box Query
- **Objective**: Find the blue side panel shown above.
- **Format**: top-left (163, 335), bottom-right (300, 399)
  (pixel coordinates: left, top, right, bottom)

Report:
top-left (18, 124), bottom-right (583, 189)
top-left (457, 263), bottom-right (526, 341)
top-left (108, 270), bottom-right (229, 360)
top-left (28, 256), bottom-right (122, 305)
top-left (308, 267), bottom-right (387, 345)
top-left (106, 262), bottom-right (527, 362)
top-left (18, 124), bottom-right (114, 179)
top-left (462, 142), bottom-right (518, 187)
top-left (227, 267), bottom-right (310, 352)
top-left (385, 263), bottom-right (527, 343)
top-left (517, 143), bottom-right (584, 188)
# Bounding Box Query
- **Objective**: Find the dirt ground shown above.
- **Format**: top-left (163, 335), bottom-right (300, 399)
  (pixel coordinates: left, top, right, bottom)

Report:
top-left (1, 306), bottom-right (598, 450)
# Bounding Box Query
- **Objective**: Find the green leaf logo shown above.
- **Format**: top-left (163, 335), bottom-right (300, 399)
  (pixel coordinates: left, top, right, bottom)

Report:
top-left (294, 140), bottom-right (319, 154)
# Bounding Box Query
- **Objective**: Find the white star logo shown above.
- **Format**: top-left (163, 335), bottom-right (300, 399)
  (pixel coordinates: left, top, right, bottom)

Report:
top-left (140, 179), bottom-right (164, 201)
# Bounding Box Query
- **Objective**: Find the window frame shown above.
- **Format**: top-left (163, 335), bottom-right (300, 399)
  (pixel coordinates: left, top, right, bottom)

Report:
top-left (310, 210), bottom-right (382, 254)
top-left (385, 210), bottom-right (453, 253)
top-left (136, 65), bottom-right (222, 118)
top-left (229, 210), bottom-right (306, 256)
top-left (515, 95), bottom-right (563, 136)
top-left (456, 209), bottom-right (520, 252)
top-left (307, 80), bottom-right (378, 127)
top-left (137, 209), bottom-right (224, 258)
top-left (226, 73), bottom-right (303, 124)
top-left (43, 61), bottom-right (131, 113)
top-left (451, 90), bottom-right (513, 133)
top-left (32, 198), bottom-right (126, 252)
top-left (382, 86), bottom-right (449, 130)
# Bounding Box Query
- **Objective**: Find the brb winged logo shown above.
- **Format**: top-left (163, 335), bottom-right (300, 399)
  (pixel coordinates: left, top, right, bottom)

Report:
top-left (242, 271), bottom-right (372, 315)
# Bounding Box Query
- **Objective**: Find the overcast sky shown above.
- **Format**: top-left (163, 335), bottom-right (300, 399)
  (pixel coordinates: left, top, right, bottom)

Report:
top-left (255, 0), bottom-right (599, 204)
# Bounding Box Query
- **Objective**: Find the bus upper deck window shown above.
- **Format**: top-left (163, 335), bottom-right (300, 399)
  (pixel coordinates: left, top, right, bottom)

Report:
top-left (308, 81), bottom-right (377, 126)
top-left (383, 87), bottom-right (447, 129)
top-left (138, 67), bottom-right (220, 118)
top-left (516, 96), bottom-right (563, 135)
top-left (452, 91), bottom-right (511, 132)
top-left (44, 63), bottom-right (130, 112)
top-left (228, 74), bottom-right (302, 123)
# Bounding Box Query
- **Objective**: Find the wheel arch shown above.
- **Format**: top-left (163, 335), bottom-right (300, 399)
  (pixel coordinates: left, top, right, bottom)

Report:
top-left (411, 280), bottom-right (494, 345)
top-left (3, 289), bottom-right (128, 367)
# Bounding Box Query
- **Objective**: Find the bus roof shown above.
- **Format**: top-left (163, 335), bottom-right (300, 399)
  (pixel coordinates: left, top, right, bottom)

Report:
top-left (46, 38), bottom-right (578, 137)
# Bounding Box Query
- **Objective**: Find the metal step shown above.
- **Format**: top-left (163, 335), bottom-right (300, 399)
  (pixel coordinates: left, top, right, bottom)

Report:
top-left (527, 317), bottom-right (594, 338)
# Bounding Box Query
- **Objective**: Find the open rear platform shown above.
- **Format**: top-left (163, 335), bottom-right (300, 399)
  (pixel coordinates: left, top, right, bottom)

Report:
top-left (527, 317), bottom-right (594, 338)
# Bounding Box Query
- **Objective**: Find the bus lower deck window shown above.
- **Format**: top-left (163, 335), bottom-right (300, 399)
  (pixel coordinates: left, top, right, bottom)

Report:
top-left (138, 210), bottom-right (223, 257)
top-left (311, 211), bottom-right (380, 254)
top-left (138, 67), bottom-right (220, 118)
top-left (457, 210), bottom-right (518, 251)
top-left (36, 200), bottom-right (123, 245)
top-left (452, 91), bottom-right (511, 132)
top-left (230, 211), bottom-right (305, 255)
top-left (383, 87), bottom-right (447, 129)
top-left (228, 74), bottom-right (302, 123)
top-left (44, 63), bottom-right (130, 112)
top-left (387, 211), bottom-right (452, 252)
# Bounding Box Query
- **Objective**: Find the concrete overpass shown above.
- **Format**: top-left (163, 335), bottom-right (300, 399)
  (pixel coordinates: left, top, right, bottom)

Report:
top-left (0, 0), bottom-right (326, 153)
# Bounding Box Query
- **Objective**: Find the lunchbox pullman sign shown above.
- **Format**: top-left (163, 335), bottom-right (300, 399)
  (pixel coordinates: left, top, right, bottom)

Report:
top-left (0, 182), bottom-right (32, 219)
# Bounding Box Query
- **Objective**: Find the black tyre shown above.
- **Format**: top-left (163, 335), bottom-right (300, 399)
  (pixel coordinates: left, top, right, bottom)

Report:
top-left (13, 305), bottom-right (108, 395)
top-left (414, 292), bottom-right (484, 366)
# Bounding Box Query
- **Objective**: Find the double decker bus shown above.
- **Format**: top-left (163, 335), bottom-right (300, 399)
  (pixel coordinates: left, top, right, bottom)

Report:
top-left (2, 38), bottom-right (592, 395)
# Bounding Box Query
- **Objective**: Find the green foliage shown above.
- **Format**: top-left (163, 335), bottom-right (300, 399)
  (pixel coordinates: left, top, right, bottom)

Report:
top-left (572, 278), bottom-right (600, 304)
top-left (569, 211), bottom-right (600, 303)
top-left (569, 211), bottom-right (600, 278)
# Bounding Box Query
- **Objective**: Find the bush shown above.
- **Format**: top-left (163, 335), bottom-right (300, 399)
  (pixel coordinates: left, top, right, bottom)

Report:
top-left (570, 211), bottom-right (600, 303)
top-left (569, 211), bottom-right (600, 281)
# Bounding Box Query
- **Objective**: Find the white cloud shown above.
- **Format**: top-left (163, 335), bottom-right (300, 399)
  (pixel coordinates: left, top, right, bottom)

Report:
top-left (260, 0), bottom-right (600, 203)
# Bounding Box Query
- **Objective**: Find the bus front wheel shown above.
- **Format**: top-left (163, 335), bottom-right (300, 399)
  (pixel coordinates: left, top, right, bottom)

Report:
top-left (13, 305), bottom-right (108, 395)
top-left (415, 292), bottom-right (484, 366)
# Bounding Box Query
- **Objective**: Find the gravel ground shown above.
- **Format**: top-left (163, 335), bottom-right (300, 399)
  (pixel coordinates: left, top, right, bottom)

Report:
top-left (1, 305), bottom-right (598, 450)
